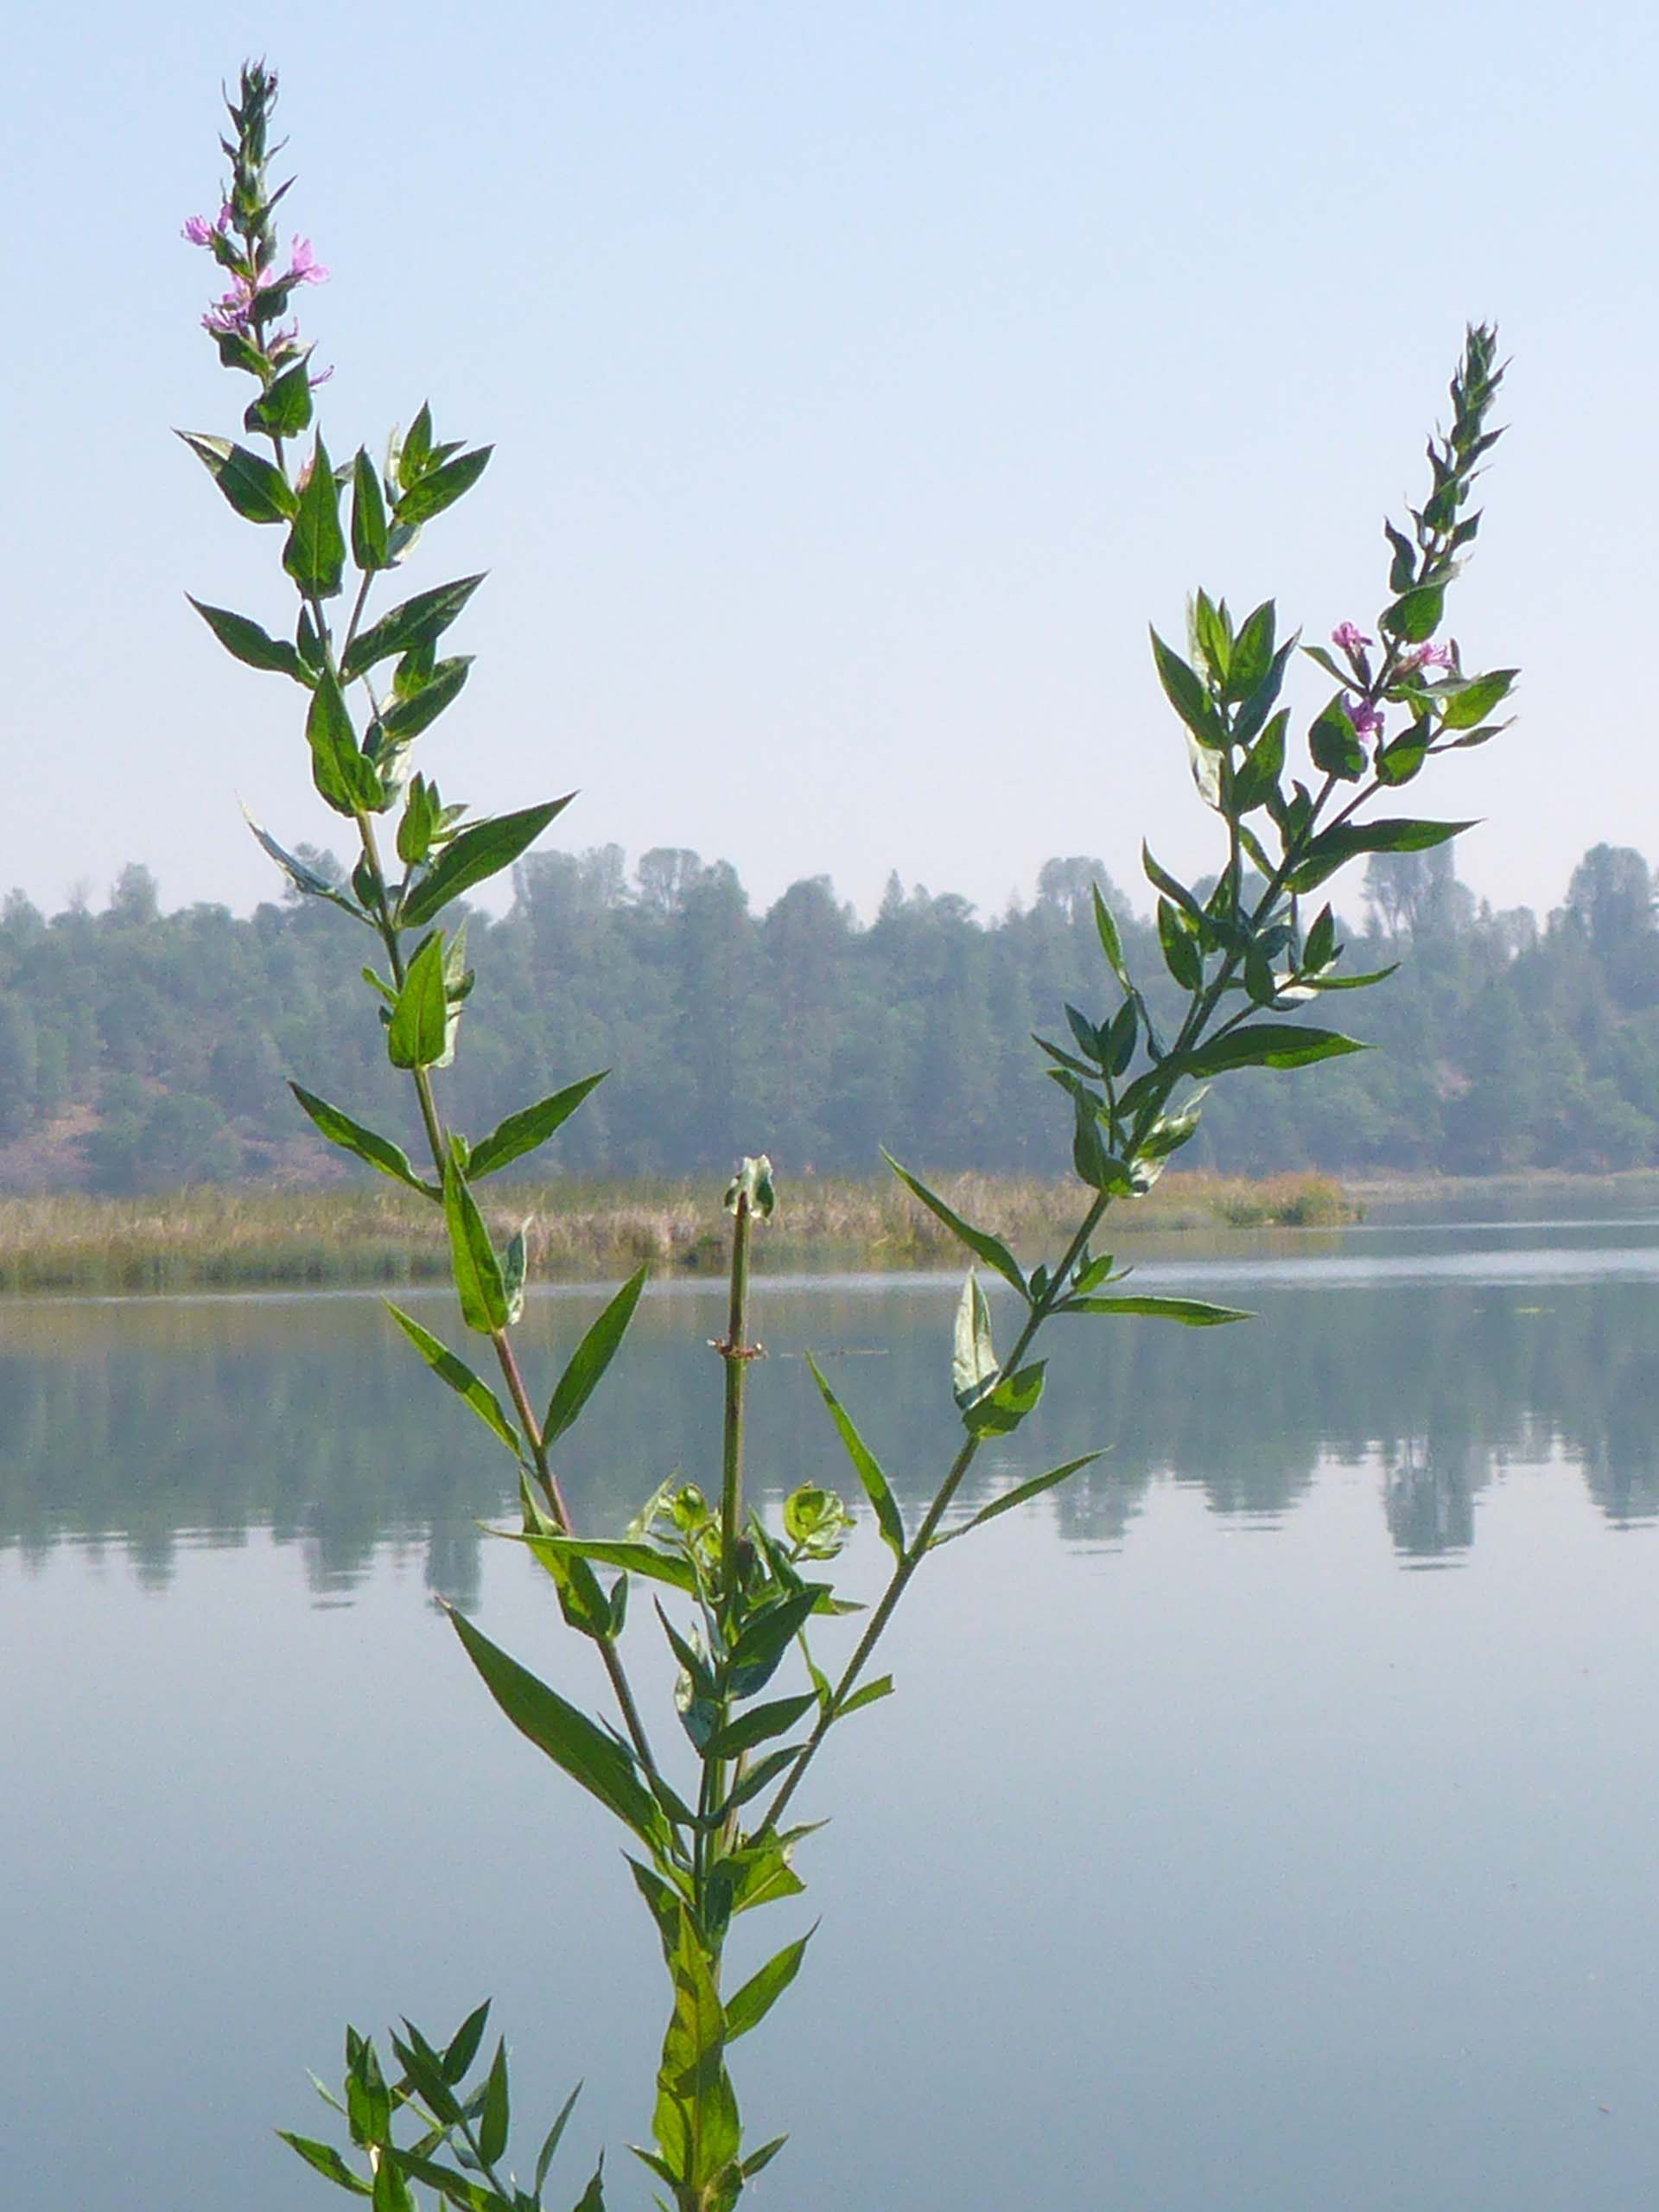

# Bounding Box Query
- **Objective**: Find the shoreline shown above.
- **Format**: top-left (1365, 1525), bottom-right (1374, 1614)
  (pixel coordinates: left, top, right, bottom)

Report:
top-left (0, 1169), bottom-right (1358, 1296)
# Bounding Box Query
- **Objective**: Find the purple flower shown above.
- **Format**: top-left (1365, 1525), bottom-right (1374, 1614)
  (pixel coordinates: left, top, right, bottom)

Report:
top-left (1332, 621), bottom-right (1373, 655)
top-left (1406, 642), bottom-right (1455, 672)
top-left (308, 362), bottom-right (335, 389)
top-left (287, 236), bottom-right (329, 286)
top-left (1344, 694), bottom-right (1384, 739)
top-left (202, 272), bottom-right (257, 336)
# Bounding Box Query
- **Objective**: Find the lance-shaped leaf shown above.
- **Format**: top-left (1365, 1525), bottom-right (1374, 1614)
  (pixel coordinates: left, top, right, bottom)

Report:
top-left (378, 656), bottom-right (472, 744)
top-left (951, 1271), bottom-right (997, 1410)
top-left (306, 671), bottom-right (383, 817)
top-left (931, 1452), bottom-right (1104, 1546)
top-left (402, 798), bottom-right (574, 928)
top-left (882, 1152), bottom-right (1026, 1296)
top-left (1285, 816), bottom-right (1472, 894)
top-left (447, 1605), bottom-right (670, 1849)
top-left (244, 814), bottom-right (368, 918)
top-left (543, 1267), bottom-right (648, 1443)
top-left (340, 575), bottom-right (485, 680)
top-left (702, 1692), bottom-right (817, 1763)
top-left (386, 931), bottom-right (450, 1070)
top-left (1381, 582), bottom-right (1445, 642)
top-left (516, 1534), bottom-right (696, 1595)
top-left (245, 357), bottom-right (314, 440)
top-left (284, 434), bottom-right (347, 599)
top-left (188, 598), bottom-right (311, 682)
top-left (443, 1160), bottom-right (510, 1335)
top-left (1439, 669), bottom-right (1517, 729)
top-left (1181, 1024), bottom-right (1364, 1077)
top-left (277, 2134), bottom-right (371, 2194)
top-left (395, 444), bottom-right (493, 526)
top-left (384, 1303), bottom-right (522, 1459)
top-left (963, 1360), bottom-right (1046, 1436)
top-left (1060, 1294), bottom-right (1250, 1325)
top-left (838, 1673), bottom-right (894, 1719)
top-left (478, 2038), bottom-right (510, 2166)
top-left (569, 2156), bottom-right (607, 2211)
top-left (534, 2082), bottom-right (583, 2196)
top-left (805, 1356), bottom-right (906, 1560)
top-left (289, 1083), bottom-right (438, 1196)
top-left (443, 2001), bottom-right (492, 2084)
top-left (467, 1071), bottom-right (607, 1178)
top-left (723, 1929), bottom-right (816, 2043)
top-left (350, 448), bottom-right (391, 573)
top-left (1149, 627), bottom-right (1224, 747)
top-left (728, 1586), bottom-right (823, 1700)
top-left (177, 430), bottom-right (296, 523)
top-left (1092, 884), bottom-right (1128, 981)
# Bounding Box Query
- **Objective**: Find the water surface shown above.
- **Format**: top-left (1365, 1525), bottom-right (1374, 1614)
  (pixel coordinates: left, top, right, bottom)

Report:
top-left (3, 1210), bottom-right (1657, 2209)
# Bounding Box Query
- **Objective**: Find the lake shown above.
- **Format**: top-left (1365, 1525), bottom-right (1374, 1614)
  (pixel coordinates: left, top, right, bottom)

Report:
top-left (3, 1205), bottom-right (1658, 2209)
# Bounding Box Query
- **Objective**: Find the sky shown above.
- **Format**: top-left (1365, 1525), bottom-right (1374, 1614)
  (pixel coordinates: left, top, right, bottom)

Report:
top-left (5, 0), bottom-right (1655, 928)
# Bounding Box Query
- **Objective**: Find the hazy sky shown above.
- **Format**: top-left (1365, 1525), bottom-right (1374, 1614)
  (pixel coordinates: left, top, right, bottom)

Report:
top-left (7, 1), bottom-right (1653, 926)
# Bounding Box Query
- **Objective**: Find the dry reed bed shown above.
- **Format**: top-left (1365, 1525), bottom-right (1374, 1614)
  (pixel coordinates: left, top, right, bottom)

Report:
top-left (0, 1171), bottom-right (1358, 1294)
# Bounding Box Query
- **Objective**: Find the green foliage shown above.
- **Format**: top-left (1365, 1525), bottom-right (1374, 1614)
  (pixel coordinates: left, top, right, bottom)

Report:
top-left (183, 71), bottom-right (1518, 2212)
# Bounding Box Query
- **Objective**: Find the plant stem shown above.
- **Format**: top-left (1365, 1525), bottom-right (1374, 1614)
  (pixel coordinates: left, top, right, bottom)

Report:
top-left (718, 1189), bottom-right (754, 1578)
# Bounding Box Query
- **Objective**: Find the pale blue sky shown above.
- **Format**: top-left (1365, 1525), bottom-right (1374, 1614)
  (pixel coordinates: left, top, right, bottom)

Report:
top-left (6, 1), bottom-right (1652, 924)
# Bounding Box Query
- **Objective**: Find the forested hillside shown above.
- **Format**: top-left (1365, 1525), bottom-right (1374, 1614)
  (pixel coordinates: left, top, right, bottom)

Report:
top-left (3, 839), bottom-right (1656, 1192)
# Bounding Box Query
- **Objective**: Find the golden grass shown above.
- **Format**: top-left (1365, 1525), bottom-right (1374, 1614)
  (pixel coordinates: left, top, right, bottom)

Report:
top-left (0, 1169), bottom-right (1359, 1294)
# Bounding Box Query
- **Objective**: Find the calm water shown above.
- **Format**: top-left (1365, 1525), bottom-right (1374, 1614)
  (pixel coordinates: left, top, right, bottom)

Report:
top-left (3, 1210), bottom-right (1659, 2209)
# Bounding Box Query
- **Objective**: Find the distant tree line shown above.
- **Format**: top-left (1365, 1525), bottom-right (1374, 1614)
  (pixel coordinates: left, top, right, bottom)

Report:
top-left (3, 838), bottom-right (1658, 1193)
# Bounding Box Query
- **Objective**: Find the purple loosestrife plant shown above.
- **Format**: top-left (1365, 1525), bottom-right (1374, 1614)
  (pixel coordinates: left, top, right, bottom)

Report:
top-left (182, 62), bottom-right (1516, 2212)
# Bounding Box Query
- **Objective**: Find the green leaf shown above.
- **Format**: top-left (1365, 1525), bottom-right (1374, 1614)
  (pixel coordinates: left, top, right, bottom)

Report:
top-left (402, 799), bottom-right (574, 929)
top-left (1308, 698), bottom-right (1367, 780)
top-left (284, 434), bottom-right (347, 599)
top-left (963, 1360), bottom-right (1046, 1436)
top-left (569, 2156), bottom-right (607, 2212)
top-left (1383, 519), bottom-right (1416, 593)
top-left (1439, 669), bottom-right (1517, 728)
top-left (443, 1160), bottom-right (510, 1335)
top-left (1380, 582), bottom-right (1445, 643)
top-left (176, 431), bottom-right (296, 523)
top-left (932, 1452), bottom-right (1103, 1545)
top-left (535, 2082), bottom-right (583, 2196)
top-left (188, 598), bottom-right (310, 682)
top-left (881, 1153), bottom-right (1025, 1296)
top-left (1285, 817), bottom-right (1472, 894)
top-left (467, 1072), bottom-right (607, 1179)
top-left (289, 1084), bottom-right (438, 1197)
top-left (838, 1673), bottom-right (894, 1718)
top-left (951, 1271), bottom-right (997, 1409)
top-left (702, 1692), bottom-right (817, 1762)
top-left (1233, 709), bottom-right (1287, 813)
top-left (306, 671), bottom-right (383, 817)
top-left (1376, 728), bottom-right (1429, 785)
top-left (1091, 884), bottom-right (1128, 981)
top-left (503, 1224), bottom-right (528, 1325)
top-left (244, 814), bottom-right (366, 918)
top-left (244, 358), bottom-right (314, 439)
top-left (1158, 899), bottom-right (1203, 991)
top-left (1149, 627), bottom-right (1224, 747)
top-left (1061, 1294), bottom-right (1250, 1325)
top-left (447, 1605), bottom-right (670, 1849)
top-left (478, 2038), bottom-right (510, 2167)
top-left (341, 575), bottom-right (486, 681)
top-left (520, 1534), bottom-right (696, 1594)
top-left (805, 1356), bottom-right (906, 1561)
top-left (442, 2001), bottom-right (493, 2084)
top-left (1226, 600), bottom-right (1275, 701)
top-left (387, 932), bottom-right (450, 1071)
top-left (723, 1929), bottom-right (815, 2042)
top-left (396, 445), bottom-right (493, 526)
top-left (277, 2134), bottom-right (372, 2194)
top-left (351, 448), bottom-right (391, 574)
top-left (543, 1267), bottom-right (648, 1443)
top-left (384, 1303), bottom-right (522, 1459)
top-left (1182, 1023), bottom-right (1364, 1076)
top-left (378, 655), bottom-right (472, 743)
top-left (728, 1586), bottom-right (823, 1700)
top-left (1141, 843), bottom-right (1205, 926)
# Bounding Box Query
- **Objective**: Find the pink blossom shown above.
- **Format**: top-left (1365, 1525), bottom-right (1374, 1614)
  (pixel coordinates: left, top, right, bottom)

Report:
top-left (202, 272), bottom-right (257, 335)
top-left (1406, 642), bottom-right (1455, 672)
top-left (287, 236), bottom-right (329, 286)
top-left (217, 203), bottom-right (235, 233)
top-left (1344, 694), bottom-right (1384, 739)
top-left (1332, 621), bottom-right (1373, 655)
top-left (181, 214), bottom-right (215, 247)
top-left (308, 362), bottom-right (335, 388)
